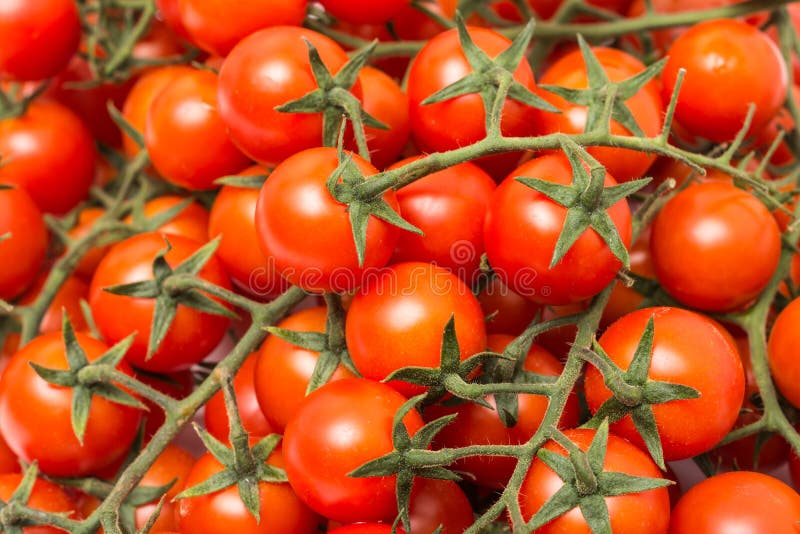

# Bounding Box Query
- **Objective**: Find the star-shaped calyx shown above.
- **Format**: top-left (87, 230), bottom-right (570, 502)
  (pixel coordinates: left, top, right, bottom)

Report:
top-left (527, 420), bottom-right (672, 533)
top-left (423, 15), bottom-right (558, 135)
top-left (579, 317), bottom-right (700, 469)
top-left (276, 40), bottom-right (386, 160)
top-left (539, 35), bottom-right (666, 137)
top-left (516, 137), bottom-right (650, 268)
top-left (103, 236), bottom-right (237, 358)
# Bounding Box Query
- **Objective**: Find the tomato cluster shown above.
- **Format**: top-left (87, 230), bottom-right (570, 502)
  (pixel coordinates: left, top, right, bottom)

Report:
top-left (2, 0), bottom-right (800, 533)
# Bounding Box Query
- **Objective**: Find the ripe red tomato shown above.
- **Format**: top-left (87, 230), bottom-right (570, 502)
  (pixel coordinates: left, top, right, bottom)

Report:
top-left (388, 157), bottom-right (496, 283)
top-left (283, 378), bottom-right (424, 524)
top-left (178, 446), bottom-right (320, 534)
top-left (0, 0), bottom-right (80, 80)
top-left (0, 187), bottom-right (48, 301)
top-left (320, 0), bottom-right (408, 24)
top-left (662, 18), bottom-right (787, 142)
top-left (124, 195), bottom-right (210, 243)
top-left (0, 331), bottom-right (142, 477)
top-left (218, 27), bottom-right (353, 164)
top-left (68, 207), bottom-right (109, 281)
top-left (407, 26), bottom-right (545, 178)
top-left (601, 228), bottom-right (654, 327)
top-left (155, 0), bottom-right (191, 41)
top-left (520, 429), bottom-right (670, 533)
top-left (0, 473), bottom-right (79, 533)
top-left (122, 65), bottom-right (195, 158)
top-left (484, 153), bottom-right (632, 305)
top-left (204, 352), bottom-right (273, 442)
top-left (669, 471), bottom-right (800, 532)
top-left (537, 46), bottom-right (663, 183)
top-left (0, 432), bottom-right (18, 474)
top-left (425, 334), bottom-right (579, 489)
top-left (477, 275), bottom-right (540, 336)
top-left (254, 306), bottom-right (354, 432)
top-left (584, 307), bottom-right (745, 461)
top-left (145, 69), bottom-right (250, 190)
top-left (208, 167), bottom-right (288, 299)
top-left (179, 0), bottom-right (307, 56)
top-left (345, 262), bottom-right (487, 397)
top-left (0, 100), bottom-right (96, 215)
top-left (407, 478), bottom-right (473, 534)
top-left (650, 182), bottom-right (781, 312)
top-left (345, 66), bottom-right (410, 169)
top-left (768, 297), bottom-right (800, 409)
top-left (89, 232), bottom-right (232, 373)
top-left (255, 147), bottom-right (400, 293)
top-left (15, 275), bottom-right (89, 336)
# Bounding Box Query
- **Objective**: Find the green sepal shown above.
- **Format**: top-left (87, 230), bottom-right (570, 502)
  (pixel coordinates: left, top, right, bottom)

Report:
top-left (175, 290), bottom-right (239, 320)
top-left (107, 101), bottom-right (145, 150)
top-left (214, 174), bottom-right (269, 189)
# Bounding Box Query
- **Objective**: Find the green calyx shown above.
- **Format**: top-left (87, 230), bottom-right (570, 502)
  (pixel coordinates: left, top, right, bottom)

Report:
top-left (579, 317), bottom-right (699, 469)
top-left (528, 420), bottom-right (672, 533)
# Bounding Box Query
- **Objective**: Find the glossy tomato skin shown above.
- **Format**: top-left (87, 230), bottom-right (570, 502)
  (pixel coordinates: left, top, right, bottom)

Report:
top-left (0, 187), bottom-right (48, 301)
top-left (662, 18), bottom-right (787, 142)
top-left (478, 276), bottom-right (540, 336)
top-left (345, 262), bottom-right (487, 397)
top-left (126, 195), bottom-right (211, 243)
top-left (407, 478), bottom-right (473, 534)
top-left (179, 0), bottom-right (307, 56)
top-left (135, 444), bottom-right (195, 531)
top-left (0, 432), bottom-right (18, 474)
top-left (254, 306), bottom-right (354, 431)
top-left (407, 26), bottom-right (544, 176)
top-left (0, 0), bottom-right (80, 80)
top-left (89, 232), bottom-right (232, 373)
top-left (0, 332), bottom-right (142, 477)
top-left (283, 378), bottom-right (424, 524)
top-left (178, 446), bottom-right (320, 534)
top-left (427, 334), bottom-right (578, 490)
top-left (208, 167), bottom-right (288, 299)
top-left (146, 69), bottom-right (250, 190)
top-left (204, 352), bottom-right (273, 443)
top-left (0, 473), bottom-right (79, 533)
top-left (320, 0), bottom-right (408, 24)
top-left (136, 369), bottom-right (194, 439)
top-left (122, 65), bottom-right (195, 158)
top-left (520, 429), bottom-right (670, 533)
top-left (650, 182), bottom-right (781, 312)
top-left (389, 158), bottom-right (496, 283)
top-left (0, 100), bottom-right (96, 215)
top-left (345, 66), bottom-right (410, 169)
top-left (768, 297), bottom-right (800, 409)
top-left (255, 147), bottom-right (400, 293)
top-left (537, 47), bottom-right (663, 182)
top-left (218, 27), bottom-right (352, 164)
top-left (68, 207), bottom-right (110, 280)
top-left (669, 471), bottom-right (800, 532)
top-left (484, 154), bottom-right (632, 305)
top-left (584, 307), bottom-right (745, 461)
top-left (15, 275), bottom-right (89, 335)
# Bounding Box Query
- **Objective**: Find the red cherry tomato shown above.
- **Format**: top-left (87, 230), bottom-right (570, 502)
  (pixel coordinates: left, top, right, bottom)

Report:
top-left (0, 473), bottom-right (79, 533)
top-left (0, 432), bottom-right (18, 474)
top-left (768, 297), bottom-right (800, 409)
top-left (0, 187), bottom-right (48, 301)
top-left (407, 478), bottom-right (473, 534)
top-left (320, 0), bottom-right (408, 24)
top-left (136, 444), bottom-right (195, 531)
top-left (478, 275), bottom-right (540, 336)
top-left (283, 378), bottom-right (424, 524)
top-left (0, 331), bottom-right (142, 477)
top-left (345, 262), bottom-right (487, 397)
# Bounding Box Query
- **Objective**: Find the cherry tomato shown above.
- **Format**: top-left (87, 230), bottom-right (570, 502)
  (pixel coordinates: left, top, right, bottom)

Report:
top-left (669, 471), bottom-right (800, 532)
top-left (320, 0), bottom-right (408, 24)
top-left (484, 153), bottom-right (632, 305)
top-left (146, 69), bottom-right (250, 190)
top-left (388, 157), bottom-right (495, 282)
top-left (426, 334), bottom-right (578, 489)
top-left (204, 352), bottom-right (273, 442)
top-left (134, 444), bottom-right (195, 531)
top-left (15, 274), bottom-right (89, 336)
top-left (0, 187), bottom-right (48, 301)
top-left (584, 307), bottom-right (745, 461)
top-left (478, 275), bottom-right (540, 336)
top-left (125, 195), bottom-right (210, 243)
top-left (662, 18), bottom-right (787, 142)
top-left (0, 473), bottom-right (79, 533)
top-left (345, 262), bottom-right (487, 397)
top-left (208, 166), bottom-right (288, 299)
top-left (768, 297), bottom-right (800, 409)
top-left (68, 207), bottom-right (110, 281)
top-left (254, 306), bottom-right (354, 432)
top-left (178, 445), bottom-right (320, 534)
top-left (283, 378), bottom-right (424, 523)
top-left (650, 182), bottom-right (781, 312)
top-left (537, 46), bottom-right (663, 182)
top-left (156, 0), bottom-right (192, 41)
top-left (0, 99), bottom-right (96, 215)
top-left (218, 27), bottom-right (353, 164)
top-left (179, 0), bottom-right (307, 56)
top-left (255, 147), bottom-right (400, 293)
top-left (407, 478), bottom-right (473, 534)
top-left (0, 432), bottom-right (18, 474)
top-left (0, 0), bottom-right (80, 80)
top-left (407, 26), bottom-right (545, 178)
top-left (520, 429), bottom-right (670, 533)
top-left (89, 232), bottom-right (232, 373)
top-left (0, 331), bottom-right (142, 477)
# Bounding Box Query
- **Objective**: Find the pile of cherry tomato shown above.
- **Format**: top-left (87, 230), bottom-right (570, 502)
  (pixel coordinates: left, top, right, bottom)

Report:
top-left (2, 0), bottom-right (800, 532)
